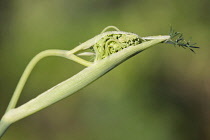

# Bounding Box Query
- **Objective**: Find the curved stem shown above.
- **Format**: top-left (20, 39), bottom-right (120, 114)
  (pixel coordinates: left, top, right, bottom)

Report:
top-left (0, 37), bottom-right (169, 138)
top-left (3, 39), bottom-right (166, 124)
top-left (6, 50), bottom-right (91, 112)
top-left (101, 26), bottom-right (120, 33)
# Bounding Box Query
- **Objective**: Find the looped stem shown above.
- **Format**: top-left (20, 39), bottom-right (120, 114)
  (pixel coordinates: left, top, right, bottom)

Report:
top-left (6, 50), bottom-right (92, 113)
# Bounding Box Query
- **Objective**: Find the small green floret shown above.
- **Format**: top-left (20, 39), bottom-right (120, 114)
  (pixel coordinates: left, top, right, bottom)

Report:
top-left (92, 33), bottom-right (143, 61)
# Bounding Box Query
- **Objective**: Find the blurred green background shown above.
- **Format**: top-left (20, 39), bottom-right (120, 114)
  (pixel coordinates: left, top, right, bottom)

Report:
top-left (0, 0), bottom-right (209, 140)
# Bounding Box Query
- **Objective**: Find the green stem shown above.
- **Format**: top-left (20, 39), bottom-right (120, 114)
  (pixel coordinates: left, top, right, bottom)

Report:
top-left (6, 49), bottom-right (91, 113)
top-left (4, 38), bottom-right (165, 121)
top-left (0, 38), bottom-right (168, 138)
top-left (0, 119), bottom-right (10, 138)
top-left (6, 50), bottom-right (68, 112)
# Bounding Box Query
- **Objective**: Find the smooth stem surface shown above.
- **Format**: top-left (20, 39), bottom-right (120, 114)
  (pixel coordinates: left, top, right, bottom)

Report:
top-left (6, 49), bottom-right (91, 113)
top-left (0, 120), bottom-right (10, 138)
top-left (0, 38), bottom-right (168, 138)
top-left (3, 38), bottom-right (165, 121)
top-left (6, 50), bottom-right (68, 112)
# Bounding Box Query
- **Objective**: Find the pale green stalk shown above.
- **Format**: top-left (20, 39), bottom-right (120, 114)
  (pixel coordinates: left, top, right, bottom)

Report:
top-left (0, 38), bottom-right (168, 137)
top-left (5, 50), bottom-right (92, 113)
top-left (0, 25), bottom-right (174, 138)
top-left (0, 25), bottom-right (199, 138)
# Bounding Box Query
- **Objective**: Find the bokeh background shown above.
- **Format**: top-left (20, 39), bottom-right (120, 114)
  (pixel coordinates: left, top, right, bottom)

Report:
top-left (0, 0), bottom-right (209, 140)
